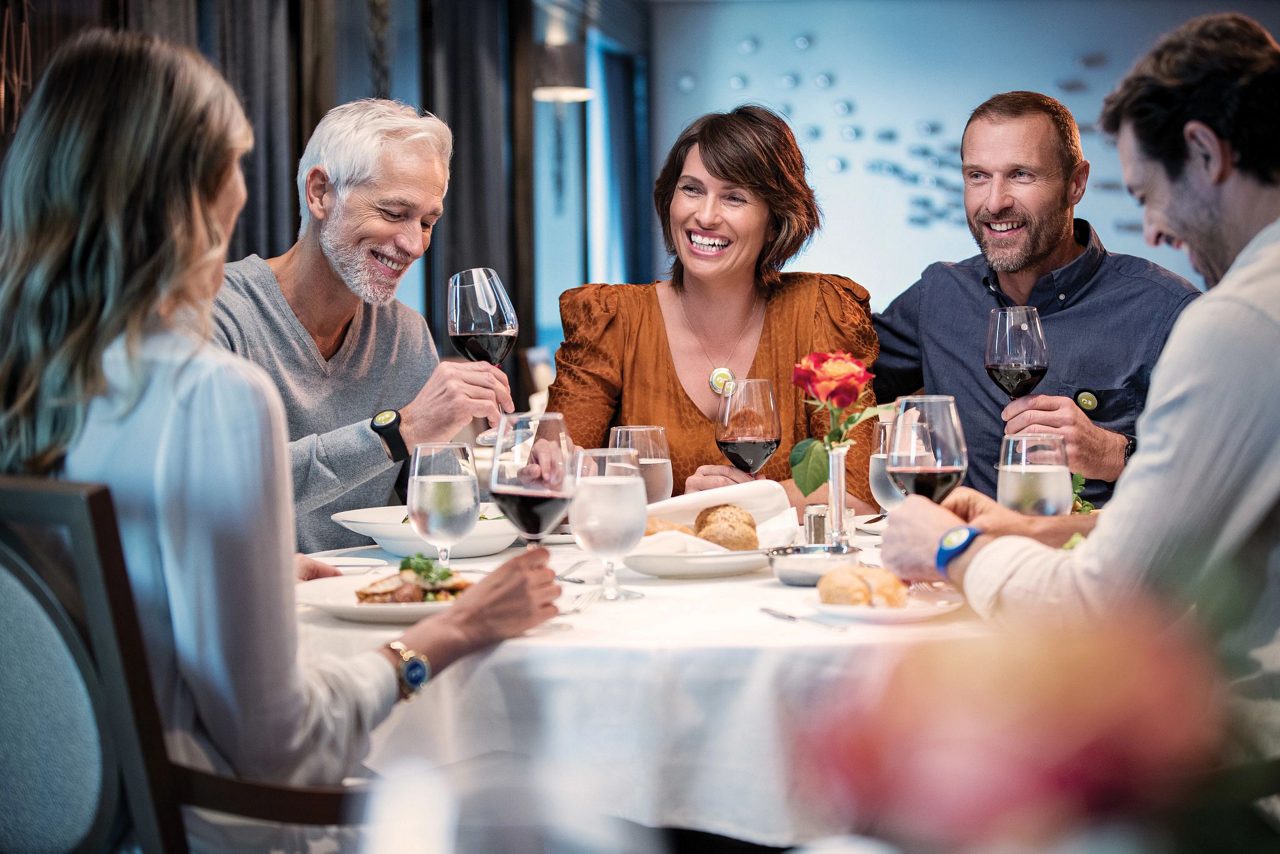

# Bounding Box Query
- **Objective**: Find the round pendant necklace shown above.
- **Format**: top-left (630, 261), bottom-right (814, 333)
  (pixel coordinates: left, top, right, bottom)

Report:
top-left (678, 292), bottom-right (763, 395)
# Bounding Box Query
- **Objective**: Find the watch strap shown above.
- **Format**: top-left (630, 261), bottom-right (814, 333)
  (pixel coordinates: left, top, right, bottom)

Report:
top-left (935, 525), bottom-right (982, 578)
top-left (386, 640), bottom-right (431, 699)
top-left (371, 409), bottom-right (409, 463)
top-left (1121, 433), bottom-right (1138, 466)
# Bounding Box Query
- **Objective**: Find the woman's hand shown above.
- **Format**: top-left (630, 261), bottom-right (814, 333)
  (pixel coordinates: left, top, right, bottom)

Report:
top-left (294, 552), bottom-right (341, 581)
top-left (438, 547), bottom-right (561, 645)
top-left (685, 464), bottom-right (757, 493)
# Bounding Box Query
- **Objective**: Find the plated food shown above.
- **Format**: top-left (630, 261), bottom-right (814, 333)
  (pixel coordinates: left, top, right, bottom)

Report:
top-left (817, 563), bottom-right (909, 608)
top-left (355, 553), bottom-right (472, 604)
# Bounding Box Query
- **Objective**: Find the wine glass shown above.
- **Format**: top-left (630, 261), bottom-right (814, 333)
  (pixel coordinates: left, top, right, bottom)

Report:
top-left (714, 379), bottom-right (781, 475)
top-left (886, 396), bottom-right (968, 503)
top-left (868, 419), bottom-right (907, 514)
top-left (488, 412), bottom-right (575, 547)
top-left (449, 268), bottom-right (518, 446)
top-left (985, 306), bottom-right (1049, 399)
top-left (608, 426), bottom-right (673, 503)
top-left (406, 442), bottom-right (479, 570)
top-left (570, 448), bottom-right (647, 601)
top-left (996, 433), bottom-right (1072, 516)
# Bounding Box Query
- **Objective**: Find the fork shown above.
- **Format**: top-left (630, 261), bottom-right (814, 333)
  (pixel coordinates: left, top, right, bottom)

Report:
top-left (562, 588), bottom-right (601, 615)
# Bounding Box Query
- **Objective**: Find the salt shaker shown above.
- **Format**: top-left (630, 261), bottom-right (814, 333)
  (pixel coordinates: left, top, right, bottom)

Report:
top-left (803, 504), bottom-right (828, 545)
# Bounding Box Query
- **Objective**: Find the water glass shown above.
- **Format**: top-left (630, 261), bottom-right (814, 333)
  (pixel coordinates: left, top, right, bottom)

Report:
top-left (406, 443), bottom-right (480, 568)
top-left (570, 448), bottom-right (647, 601)
top-left (608, 426), bottom-right (673, 503)
top-left (868, 419), bottom-right (907, 513)
top-left (996, 433), bottom-right (1071, 516)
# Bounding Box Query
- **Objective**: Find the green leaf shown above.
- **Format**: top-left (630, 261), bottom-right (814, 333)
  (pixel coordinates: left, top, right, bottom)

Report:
top-left (400, 552), bottom-right (452, 585)
top-left (790, 437), bottom-right (829, 496)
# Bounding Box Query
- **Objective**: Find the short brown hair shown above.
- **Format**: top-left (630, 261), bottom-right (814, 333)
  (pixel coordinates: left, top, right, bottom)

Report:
top-left (653, 104), bottom-right (820, 295)
top-left (964, 91), bottom-right (1083, 177)
top-left (1099, 13), bottom-right (1280, 185)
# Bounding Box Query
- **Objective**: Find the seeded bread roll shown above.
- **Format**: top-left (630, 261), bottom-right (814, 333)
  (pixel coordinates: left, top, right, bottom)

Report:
top-left (697, 520), bottom-right (759, 551)
top-left (694, 504), bottom-right (756, 533)
top-left (817, 564), bottom-right (908, 608)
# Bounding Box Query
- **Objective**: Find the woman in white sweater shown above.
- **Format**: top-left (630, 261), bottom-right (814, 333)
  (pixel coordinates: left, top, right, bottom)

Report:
top-left (0, 28), bottom-right (559, 841)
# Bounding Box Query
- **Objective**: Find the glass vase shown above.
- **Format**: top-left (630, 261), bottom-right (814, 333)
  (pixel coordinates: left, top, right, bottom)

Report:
top-left (826, 443), bottom-right (850, 548)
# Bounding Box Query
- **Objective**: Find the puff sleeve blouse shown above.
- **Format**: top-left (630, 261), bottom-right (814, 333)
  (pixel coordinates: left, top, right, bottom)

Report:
top-left (547, 272), bottom-right (879, 502)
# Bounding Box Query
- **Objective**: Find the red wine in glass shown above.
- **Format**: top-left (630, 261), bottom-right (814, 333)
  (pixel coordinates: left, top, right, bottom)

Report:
top-left (886, 466), bottom-right (967, 502)
top-left (450, 330), bottom-right (518, 365)
top-left (886, 396), bottom-right (969, 504)
top-left (715, 438), bottom-right (780, 474)
top-left (986, 306), bottom-right (1048, 399)
top-left (488, 488), bottom-right (571, 540)
top-left (715, 379), bottom-right (782, 475)
top-left (984, 363), bottom-right (1048, 398)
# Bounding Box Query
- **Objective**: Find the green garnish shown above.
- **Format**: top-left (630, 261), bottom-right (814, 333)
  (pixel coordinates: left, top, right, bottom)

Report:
top-left (479, 513), bottom-right (505, 521)
top-left (399, 552), bottom-right (453, 585)
top-left (1061, 532), bottom-right (1086, 551)
top-left (1070, 473), bottom-right (1096, 515)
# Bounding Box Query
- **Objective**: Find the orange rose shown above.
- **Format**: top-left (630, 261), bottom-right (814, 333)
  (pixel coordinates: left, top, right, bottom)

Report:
top-left (792, 351), bottom-right (873, 409)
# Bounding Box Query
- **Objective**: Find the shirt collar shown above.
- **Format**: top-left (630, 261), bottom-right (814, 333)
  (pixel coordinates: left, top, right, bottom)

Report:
top-left (980, 219), bottom-right (1107, 315)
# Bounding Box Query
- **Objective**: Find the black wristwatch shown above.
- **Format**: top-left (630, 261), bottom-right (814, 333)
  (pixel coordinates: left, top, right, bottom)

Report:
top-left (1121, 433), bottom-right (1138, 467)
top-left (371, 408), bottom-right (409, 463)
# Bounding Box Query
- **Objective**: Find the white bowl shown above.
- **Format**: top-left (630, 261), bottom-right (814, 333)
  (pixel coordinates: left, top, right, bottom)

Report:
top-left (330, 503), bottom-right (519, 558)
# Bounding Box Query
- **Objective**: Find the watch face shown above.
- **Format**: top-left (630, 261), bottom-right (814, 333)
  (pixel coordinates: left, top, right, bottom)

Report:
top-left (404, 658), bottom-right (429, 688)
top-left (941, 527), bottom-right (972, 549)
top-left (373, 410), bottom-right (398, 428)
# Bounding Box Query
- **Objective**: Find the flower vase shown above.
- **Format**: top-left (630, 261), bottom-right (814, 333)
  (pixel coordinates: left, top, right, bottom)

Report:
top-left (826, 444), bottom-right (851, 548)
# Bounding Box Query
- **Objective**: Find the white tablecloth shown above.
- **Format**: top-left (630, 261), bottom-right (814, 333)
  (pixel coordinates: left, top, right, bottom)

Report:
top-left (300, 541), bottom-right (987, 847)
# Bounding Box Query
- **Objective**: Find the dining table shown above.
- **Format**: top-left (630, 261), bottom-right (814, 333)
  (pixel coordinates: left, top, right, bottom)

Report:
top-left (298, 531), bottom-right (988, 849)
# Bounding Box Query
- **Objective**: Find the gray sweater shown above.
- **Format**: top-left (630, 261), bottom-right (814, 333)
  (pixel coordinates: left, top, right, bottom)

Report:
top-left (214, 255), bottom-right (438, 552)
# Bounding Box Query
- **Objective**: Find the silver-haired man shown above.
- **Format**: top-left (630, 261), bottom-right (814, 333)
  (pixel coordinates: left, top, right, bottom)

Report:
top-left (215, 99), bottom-right (512, 552)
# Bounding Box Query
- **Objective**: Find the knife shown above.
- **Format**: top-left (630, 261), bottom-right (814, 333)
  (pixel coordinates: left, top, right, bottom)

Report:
top-left (759, 607), bottom-right (846, 632)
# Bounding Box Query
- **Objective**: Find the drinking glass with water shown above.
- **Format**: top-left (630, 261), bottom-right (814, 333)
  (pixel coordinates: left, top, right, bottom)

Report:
top-left (608, 425), bottom-right (673, 503)
top-left (868, 419), bottom-right (907, 513)
top-left (996, 433), bottom-right (1072, 516)
top-left (569, 448), bottom-right (647, 601)
top-left (406, 442), bottom-right (480, 569)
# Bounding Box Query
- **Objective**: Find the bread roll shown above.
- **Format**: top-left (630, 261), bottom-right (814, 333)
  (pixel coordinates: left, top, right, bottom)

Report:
top-left (644, 517), bottom-right (695, 536)
top-left (694, 504), bottom-right (756, 532)
top-left (817, 564), bottom-right (908, 608)
top-left (697, 520), bottom-right (759, 551)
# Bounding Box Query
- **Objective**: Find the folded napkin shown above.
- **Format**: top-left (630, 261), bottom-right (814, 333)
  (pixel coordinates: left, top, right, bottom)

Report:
top-left (630, 481), bottom-right (799, 555)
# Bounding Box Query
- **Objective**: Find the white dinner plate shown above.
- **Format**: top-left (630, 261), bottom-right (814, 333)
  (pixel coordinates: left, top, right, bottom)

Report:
top-left (317, 556), bottom-right (389, 575)
top-left (624, 550), bottom-right (769, 579)
top-left (810, 592), bottom-right (964, 623)
top-left (296, 575), bottom-right (454, 624)
top-left (330, 503), bottom-right (518, 558)
top-left (853, 514), bottom-right (887, 535)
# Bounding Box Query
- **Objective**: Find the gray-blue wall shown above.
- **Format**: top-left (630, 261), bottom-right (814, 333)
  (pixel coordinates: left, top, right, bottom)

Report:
top-left (649, 0), bottom-right (1280, 310)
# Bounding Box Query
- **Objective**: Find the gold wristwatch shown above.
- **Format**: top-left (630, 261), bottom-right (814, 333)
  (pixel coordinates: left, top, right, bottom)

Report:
top-left (385, 640), bottom-right (431, 700)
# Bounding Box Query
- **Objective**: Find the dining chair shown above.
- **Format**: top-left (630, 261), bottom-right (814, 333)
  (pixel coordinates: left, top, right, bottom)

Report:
top-left (0, 475), bottom-right (370, 853)
top-left (517, 345), bottom-right (555, 410)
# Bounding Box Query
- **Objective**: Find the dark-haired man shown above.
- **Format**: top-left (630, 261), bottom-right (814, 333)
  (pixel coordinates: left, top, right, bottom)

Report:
top-left (884, 12), bottom-right (1280, 792)
top-left (873, 91), bottom-right (1198, 506)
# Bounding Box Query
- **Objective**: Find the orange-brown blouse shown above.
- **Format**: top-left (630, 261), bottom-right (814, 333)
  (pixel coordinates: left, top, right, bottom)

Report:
top-left (547, 272), bottom-right (879, 502)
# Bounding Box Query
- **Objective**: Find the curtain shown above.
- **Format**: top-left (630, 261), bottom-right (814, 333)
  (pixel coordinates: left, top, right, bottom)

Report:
top-left (198, 0), bottom-right (299, 261)
top-left (424, 0), bottom-right (514, 346)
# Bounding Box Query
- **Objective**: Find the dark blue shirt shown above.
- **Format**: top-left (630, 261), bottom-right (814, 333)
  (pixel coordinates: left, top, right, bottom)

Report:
top-left (872, 219), bottom-right (1200, 505)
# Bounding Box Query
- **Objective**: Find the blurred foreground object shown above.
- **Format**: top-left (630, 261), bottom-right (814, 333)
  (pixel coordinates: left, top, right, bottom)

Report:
top-left (802, 602), bottom-right (1227, 848)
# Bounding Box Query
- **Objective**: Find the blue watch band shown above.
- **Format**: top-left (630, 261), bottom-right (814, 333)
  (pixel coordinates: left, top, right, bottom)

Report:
top-left (935, 526), bottom-right (982, 578)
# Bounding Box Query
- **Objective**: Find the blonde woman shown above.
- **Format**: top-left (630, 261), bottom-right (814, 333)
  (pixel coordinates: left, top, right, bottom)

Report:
top-left (0, 29), bottom-right (557, 846)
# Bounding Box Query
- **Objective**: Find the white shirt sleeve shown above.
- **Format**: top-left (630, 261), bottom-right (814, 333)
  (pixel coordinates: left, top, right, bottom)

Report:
top-left (963, 295), bottom-right (1280, 624)
top-left (155, 358), bottom-right (397, 784)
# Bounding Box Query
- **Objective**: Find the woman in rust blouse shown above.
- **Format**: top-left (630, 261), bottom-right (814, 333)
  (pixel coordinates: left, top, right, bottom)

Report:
top-left (547, 105), bottom-right (878, 512)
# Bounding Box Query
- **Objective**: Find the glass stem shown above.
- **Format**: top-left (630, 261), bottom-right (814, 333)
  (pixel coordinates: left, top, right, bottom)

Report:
top-left (602, 558), bottom-right (620, 601)
top-left (438, 546), bottom-right (451, 570)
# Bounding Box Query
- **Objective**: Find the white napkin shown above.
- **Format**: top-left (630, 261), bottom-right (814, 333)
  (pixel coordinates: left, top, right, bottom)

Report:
top-left (630, 481), bottom-right (799, 555)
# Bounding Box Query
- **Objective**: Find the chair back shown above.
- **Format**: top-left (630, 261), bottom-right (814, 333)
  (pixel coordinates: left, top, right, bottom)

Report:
top-left (0, 476), bottom-right (186, 852)
top-left (517, 346), bottom-right (555, 410)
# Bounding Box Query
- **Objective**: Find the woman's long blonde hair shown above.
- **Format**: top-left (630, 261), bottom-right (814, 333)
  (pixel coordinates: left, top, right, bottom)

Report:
top-left (0, 29), bottom-right (252, 474)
